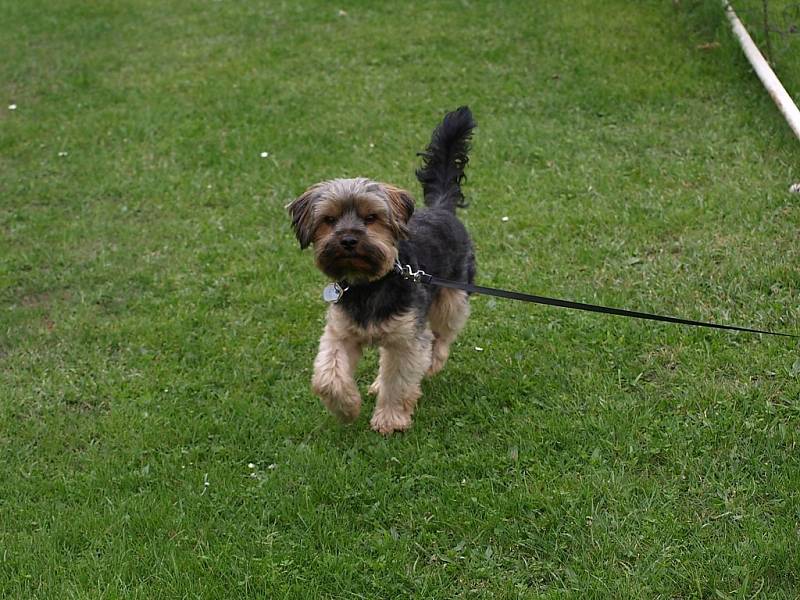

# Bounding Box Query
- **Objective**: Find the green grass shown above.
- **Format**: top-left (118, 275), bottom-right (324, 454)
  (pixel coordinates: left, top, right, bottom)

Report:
top-left (2, 0), bottom-right (799, 597)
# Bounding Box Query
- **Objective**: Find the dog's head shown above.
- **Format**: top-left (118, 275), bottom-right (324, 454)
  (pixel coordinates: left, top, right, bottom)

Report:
top-left (286, 178), bottom-right (414, 283)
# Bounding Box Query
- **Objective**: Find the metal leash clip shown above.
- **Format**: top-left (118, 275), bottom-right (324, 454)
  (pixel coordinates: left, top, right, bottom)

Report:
top-left (394, 261), bottom-right (428, 283)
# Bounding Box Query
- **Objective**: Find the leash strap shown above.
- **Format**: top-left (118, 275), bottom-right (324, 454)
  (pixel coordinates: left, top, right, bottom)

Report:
top-left (394, 263), bottom-right (797, 339)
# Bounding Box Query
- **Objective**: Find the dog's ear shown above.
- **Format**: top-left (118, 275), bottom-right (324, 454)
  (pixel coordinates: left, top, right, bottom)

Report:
top-left (382, 184), bottom-right (415, 239)
top-left (286, 184), bottom-right (322, 249)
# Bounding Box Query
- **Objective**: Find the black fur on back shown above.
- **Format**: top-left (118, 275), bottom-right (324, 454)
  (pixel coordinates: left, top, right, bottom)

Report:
top-left (338, 108), bottom-right (477, 329)
top-left (415, 106), bottom-right (476, 212)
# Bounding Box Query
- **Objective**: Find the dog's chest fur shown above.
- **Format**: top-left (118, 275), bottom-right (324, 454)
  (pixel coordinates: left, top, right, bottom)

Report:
top-left (328, 301), bottom-right (425, 348)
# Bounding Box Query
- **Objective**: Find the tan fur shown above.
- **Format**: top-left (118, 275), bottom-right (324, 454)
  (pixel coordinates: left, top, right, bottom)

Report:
top-left (368, 319), bottom-right (433, 435)
top-left (427, 288), bottom-right (470, 376)
top-left (312, 306), bottom-right (437, 434)
top-left (381, 184), bottom-right (415, 237)
top-left (312, 314), bottom-right (363, 422)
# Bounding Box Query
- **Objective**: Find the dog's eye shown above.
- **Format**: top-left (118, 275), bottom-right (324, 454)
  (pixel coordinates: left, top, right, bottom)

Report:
top-left (364, 214), bottom-right (378, 224)
top-left (323, 216), bottom-right (337, 225)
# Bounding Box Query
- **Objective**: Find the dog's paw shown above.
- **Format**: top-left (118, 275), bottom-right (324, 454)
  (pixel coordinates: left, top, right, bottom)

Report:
top-left (426, 342), bottom-right (450, 376)
top-left (426, 357), bottom-right (445, 377)
top-left (370, 408), bottom-right (412, 436)
top-left (319, 392), bottom-right (362, 424)
top-left (368, 378), bottom-right (381, 396)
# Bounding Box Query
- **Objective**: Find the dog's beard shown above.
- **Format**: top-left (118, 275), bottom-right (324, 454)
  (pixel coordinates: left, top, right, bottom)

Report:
top-left (315, 236), bottom-right (397, 283)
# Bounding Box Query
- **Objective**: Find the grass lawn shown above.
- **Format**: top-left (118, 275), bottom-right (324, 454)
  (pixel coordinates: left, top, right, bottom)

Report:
top-left (2, 0), bottom-right (799, 597)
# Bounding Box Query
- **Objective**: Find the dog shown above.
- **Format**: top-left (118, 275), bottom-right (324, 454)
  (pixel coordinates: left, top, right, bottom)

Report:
top-left (287, 106), bottom-right (477, 434)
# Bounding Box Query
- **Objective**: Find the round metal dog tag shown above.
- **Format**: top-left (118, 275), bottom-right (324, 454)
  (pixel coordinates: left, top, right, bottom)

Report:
top-left (322, 282), bottom-right (346, 304)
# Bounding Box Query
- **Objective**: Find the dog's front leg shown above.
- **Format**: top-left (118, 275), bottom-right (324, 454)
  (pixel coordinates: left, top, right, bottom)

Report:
top-left (312, 320), bottom-right (363, 423)
top-left (370, 328), bottom-right (433, 435)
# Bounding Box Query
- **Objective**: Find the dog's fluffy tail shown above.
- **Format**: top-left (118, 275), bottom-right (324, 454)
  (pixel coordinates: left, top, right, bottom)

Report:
top-left (416, 106), bottom-right (476, 212)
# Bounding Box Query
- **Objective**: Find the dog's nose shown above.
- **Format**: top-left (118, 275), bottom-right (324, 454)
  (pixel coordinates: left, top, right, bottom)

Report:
top-left (339, 235), bottom-right (358, 250)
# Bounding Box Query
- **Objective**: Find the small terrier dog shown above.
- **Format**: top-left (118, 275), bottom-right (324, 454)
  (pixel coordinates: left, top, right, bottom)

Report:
top-left (287, 107), bottom-right (477, 434)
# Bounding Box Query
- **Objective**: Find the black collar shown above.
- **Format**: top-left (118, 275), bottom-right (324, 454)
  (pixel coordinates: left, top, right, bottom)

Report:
top-left (323, 262), bottom-right (405, 305)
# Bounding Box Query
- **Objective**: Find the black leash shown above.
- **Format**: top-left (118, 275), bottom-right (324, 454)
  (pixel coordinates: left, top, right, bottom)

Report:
top-left (394, 263), bottom-right (797, 339)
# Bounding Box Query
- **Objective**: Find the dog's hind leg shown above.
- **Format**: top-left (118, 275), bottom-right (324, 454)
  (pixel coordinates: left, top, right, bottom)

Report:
top-left (368, 349), bottom-right (385, 397)
top-left (427, 288), bottom-right (470, 376)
